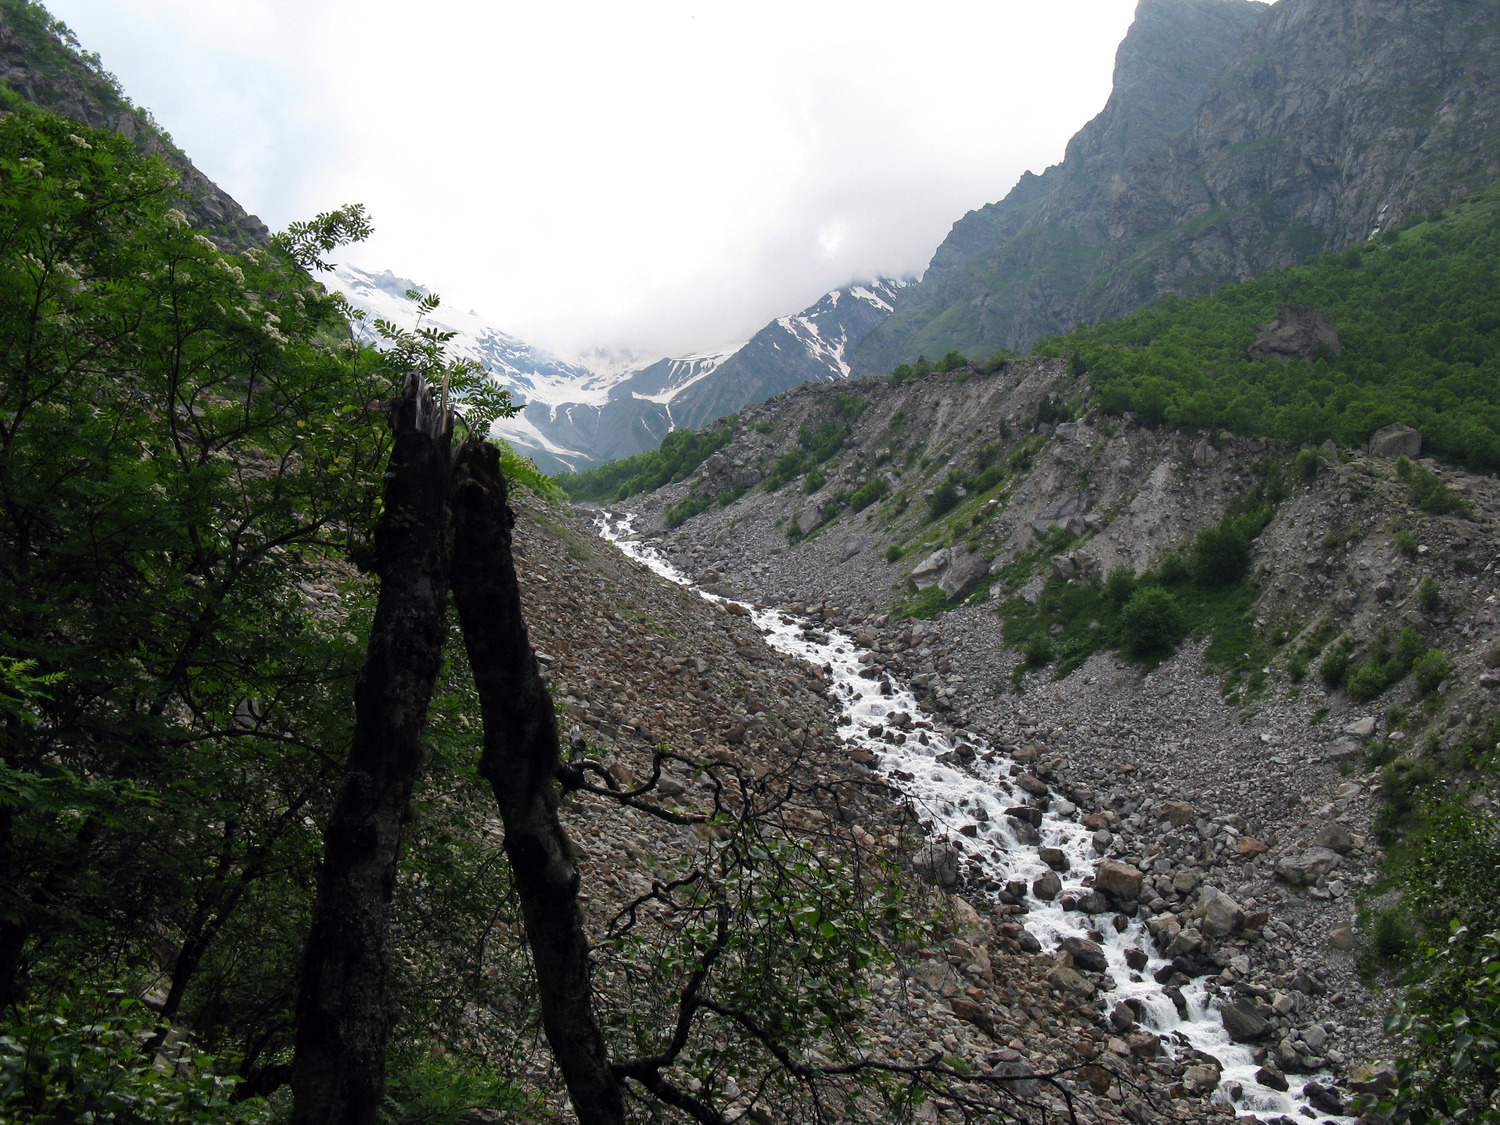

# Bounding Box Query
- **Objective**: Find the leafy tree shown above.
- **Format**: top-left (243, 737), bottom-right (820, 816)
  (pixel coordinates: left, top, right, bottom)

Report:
top-left (1191, 522), bottom-right (1252, 586)
top-left (1117, 587), bottom-right (1184, 657)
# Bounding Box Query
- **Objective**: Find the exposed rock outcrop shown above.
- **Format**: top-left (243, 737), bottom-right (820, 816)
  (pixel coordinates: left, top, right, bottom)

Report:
top-left (854, 0), bottom-right (1500, 372)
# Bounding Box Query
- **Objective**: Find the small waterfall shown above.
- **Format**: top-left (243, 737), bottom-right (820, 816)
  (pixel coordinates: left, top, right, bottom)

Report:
top-left (597, 511), bottom-right (1347, 1122)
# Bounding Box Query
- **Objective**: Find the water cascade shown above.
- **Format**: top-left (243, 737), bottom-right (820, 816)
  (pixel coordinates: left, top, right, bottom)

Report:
top-left (597, 511), bottom-right (1347, 1123)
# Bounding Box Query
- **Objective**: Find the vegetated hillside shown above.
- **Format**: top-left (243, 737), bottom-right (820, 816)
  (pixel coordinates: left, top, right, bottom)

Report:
top-left (601, 212), bottom-right (1500, 1112)
top-left (1043, 185), bottom-right (1500, 471)
top-left (0, 0), bottom-right (270, 249)
top-left (1, 92), bottom-right (1246, 1125)
top-left (853, 0), bottom-right (1500, 373)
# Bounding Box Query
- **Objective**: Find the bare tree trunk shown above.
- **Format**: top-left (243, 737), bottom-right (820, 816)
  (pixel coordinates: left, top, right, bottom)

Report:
top-left (290, 376), bottom-right (453, 1125)
top-left (449, 439), bottom-right (626, 1125)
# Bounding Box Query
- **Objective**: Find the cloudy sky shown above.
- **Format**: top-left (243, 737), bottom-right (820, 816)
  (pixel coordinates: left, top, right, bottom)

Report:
top-left (44, 0), bottom-right (1139, 360)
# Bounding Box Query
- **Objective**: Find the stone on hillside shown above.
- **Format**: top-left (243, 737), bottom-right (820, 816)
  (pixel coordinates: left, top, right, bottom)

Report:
top-left (1158, 800), bottom-right (1195, 826)
top-left (1236, 836), bottom-right (1269, 857)
top-left (1197, 887), bottom-right (1245, 937)
top-left (1256, 1065), bottom-right (1289, 1092)
top-left (1040, 846), bottom-right (1071, 871)
top-left (795, 506), bottom-right (823, 535)
top-left (989, 1060), bottom-right (1039, 1097)
top-left (912, 842), bottom-right (961, 888)
top-left (1184, 1062), bottom-right (1222, 1095)
top-left (910, 548), bottom-right (951, 590)
top-left (1343, 716), bottom-right (1377, 738)
top-left (1078, 890), bottom-right (1112, 914)
top-left (1312, 821), bottom-right (1355, 854)
top-left (1033, 870), bottom-right (1063, 900)
top-left (1017, 774), bottom-right (1049, 797)
top-left (1367, 422), bottom-right (1422, 460)
top-left (1324, 736), bottom-right (1363, 762)
top-left (1483, 640), bottom-right (1500, 669)
top-left (948, 997), bottom-right (994, 1036)
top-left (1192, 438), bottom-right (1220, 467)
top-left (1094, 859), bottom-right (1144, 900)
top-left (1048, 964), bottom-right (1096, 998)
top-left (1050, 554), bottom-right (1078, 579)
top-left (940, 548), bottom-right (990, 600)
top-left (1221, 998), bottom-right (1273, 1042)
top-left (1303, 1081), bottom-right (1346, 1116)
top-left (1247, 304), bottom-right (1341, 364)
top-left (1275, 846), bottom-right (1340, 885)
top-left (1061, 936), bottom-right (1108, 973)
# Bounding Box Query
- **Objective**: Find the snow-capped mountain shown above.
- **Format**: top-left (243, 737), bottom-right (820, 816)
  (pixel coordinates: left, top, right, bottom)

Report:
top-left (326, 265), bottom-right (906, 474)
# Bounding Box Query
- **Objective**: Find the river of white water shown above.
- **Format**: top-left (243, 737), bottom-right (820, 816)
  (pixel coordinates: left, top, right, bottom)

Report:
top-left (597, 511), bottom-right (1343, 1122)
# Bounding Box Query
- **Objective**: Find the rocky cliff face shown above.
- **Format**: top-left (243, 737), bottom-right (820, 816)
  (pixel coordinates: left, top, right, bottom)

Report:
top-left (854, 0), bottom-right (1500, 373)
top-left (0, 4), bottom-right (270, 250)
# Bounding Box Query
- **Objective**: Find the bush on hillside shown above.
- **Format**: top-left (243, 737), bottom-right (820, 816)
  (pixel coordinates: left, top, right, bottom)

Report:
top-left (1192, 522), bottom-right (1252, 586)
top-left (1117, 587), bottom-right (1185, 658)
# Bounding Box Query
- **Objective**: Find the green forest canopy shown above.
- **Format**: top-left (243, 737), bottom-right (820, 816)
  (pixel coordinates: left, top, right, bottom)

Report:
top-left (1035, 185), bottom-right (1500, 471)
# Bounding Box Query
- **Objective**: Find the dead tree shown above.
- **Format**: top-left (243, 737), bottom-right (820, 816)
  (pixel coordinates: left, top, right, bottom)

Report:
top-left (290, 375), bottom-right (454, 1125)
top-left (450, 439), bottom-right (627, 1125)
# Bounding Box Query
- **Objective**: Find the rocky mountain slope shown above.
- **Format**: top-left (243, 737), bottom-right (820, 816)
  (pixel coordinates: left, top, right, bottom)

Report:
top-left (853, 0), bottom-right (1500, 372)
top-left (0, 1), bottom-right (269, 250)
top-left (603, 353), bottom-right (1500, 1105)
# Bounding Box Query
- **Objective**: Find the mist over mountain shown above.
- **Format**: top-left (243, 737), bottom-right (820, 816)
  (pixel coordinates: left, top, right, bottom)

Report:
top-left (853, 0), bottom-right (1500, 373)
top-left (327, 270), bottom-right (906, 474)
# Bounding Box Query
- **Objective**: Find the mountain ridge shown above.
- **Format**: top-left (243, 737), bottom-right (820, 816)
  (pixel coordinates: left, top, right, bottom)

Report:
top-left (852, 0), bottom-right (1500, 374)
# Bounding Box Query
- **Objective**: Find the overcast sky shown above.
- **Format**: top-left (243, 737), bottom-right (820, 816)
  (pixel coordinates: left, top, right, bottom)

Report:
top-left (43, 0), bottom-right (1140, 360)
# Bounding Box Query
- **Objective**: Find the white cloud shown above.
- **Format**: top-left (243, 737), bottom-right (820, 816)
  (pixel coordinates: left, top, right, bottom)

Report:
top-left (45, 0), bottom-right (1139, 358)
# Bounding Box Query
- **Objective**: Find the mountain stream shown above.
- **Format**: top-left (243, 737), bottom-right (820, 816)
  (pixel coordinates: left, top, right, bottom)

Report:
top-left (597, 511), bottom-right (1345, 1123)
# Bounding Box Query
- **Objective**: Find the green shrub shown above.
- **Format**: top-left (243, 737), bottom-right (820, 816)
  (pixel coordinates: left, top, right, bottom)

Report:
top-left (1320, 640), bottom-right (1353, 688)
top-left (1287, 655), bottom-right (1309, 683)
top-left (1192, 522), bottom-right (1252, 586)
top-left (1348, 658), bottom-right (1397, 701)
top-left (1405, 462), bottom-right (1473, 517)
top-left (1020, 632), bottom-right (1054, 669)
top-left (891, 363), bottom-right (914, 386)
top-left (1396, 626), bottom-right (1427, 671)
top-left (1371, 908), bottom-right (1416, 964)
top-left (1395, 529), bottom-right (1419, 557)
top-left (884, 544), bottom-right (903, 563)
top-left (1412, 650), bottom-right (1452, 694)
top-left (935, 350), bottom-right (969, 374)
top-left (1418, 574), bottom-right (1442, 611)
top-left (928, 481), bottom-right (960, 519)
top-left (1118, 587), bottom-right (1185, 658)
top-left (1294, 448), bottom-right (1321, 481)
top-left (1149, 550), bottom-right (1191, 586)
top-left (848, 477), bottom-right (888, 513)
top-left (0, 991), bottom-right (263, 1123)
top-left (1104, 566), bottom-right (1138, 607)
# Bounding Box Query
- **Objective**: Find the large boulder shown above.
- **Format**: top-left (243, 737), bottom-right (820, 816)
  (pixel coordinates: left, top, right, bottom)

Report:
top-left (940, 548), bottom-right (990, 600)
top-left (1367, 422), bottom-right (1422, 460)
top-left (912, 842), bottom-right (961, 888)
top-left (1196, 887), bottom-right (1246, 937)
top-left (1095, 859), bottom-right (1144, 900)
top-left (1221, 998), bottom-right (1273, 1042)
top-left (1060, 936), bottom-right (1109, 973)
top-left (1247, 304), bottom-right (1341, 364)
top-left (910, 548), bottom-right (951, 590)
top-left (1275, 846), bottom-right (1341, 885)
